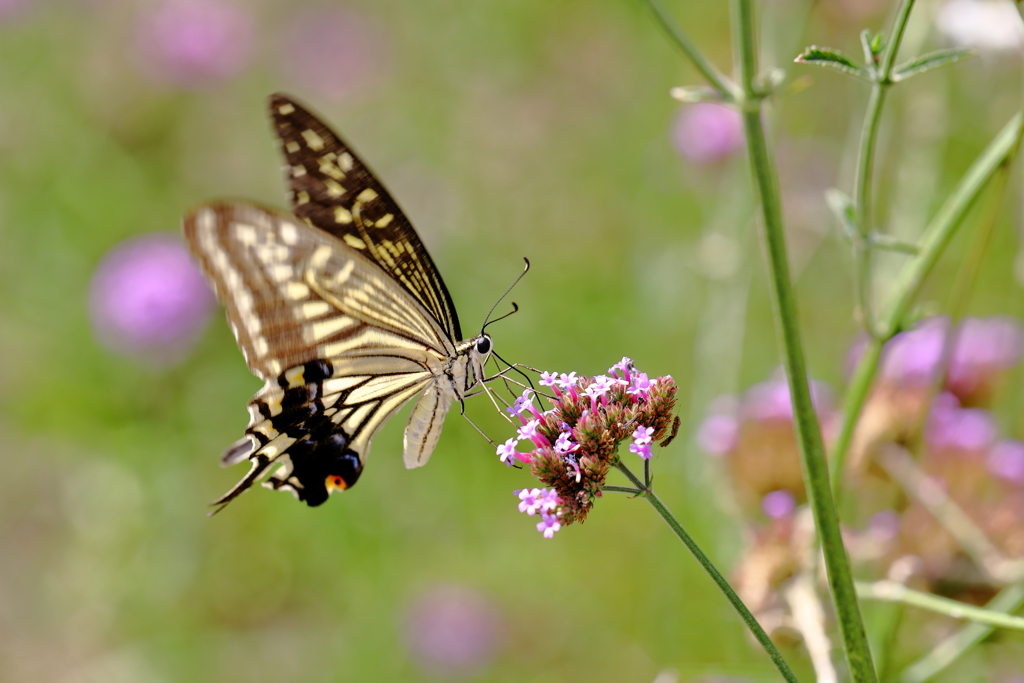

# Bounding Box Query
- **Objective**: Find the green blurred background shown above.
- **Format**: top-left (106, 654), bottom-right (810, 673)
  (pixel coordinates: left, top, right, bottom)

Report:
top-left (3, 0), bottom-right (1024, 681)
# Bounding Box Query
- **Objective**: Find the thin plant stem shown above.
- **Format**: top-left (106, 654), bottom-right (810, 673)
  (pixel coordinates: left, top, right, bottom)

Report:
top-left (857, 580), bottom-right (1024, 631)
top-left (850, 0), bottom-right (916, 337)
top-left (898, 583), bottom-right (1024, 683)
top-left (642, 0), bottom-right (737, 99)
top-left (602, 484), bottom-right (644, 495)
top-left (830, 110), bottom-right (1024, 493)
top-left (731, 0), bottom-right (877, 680)
top-left (613, 461), bottom-right (800, 683)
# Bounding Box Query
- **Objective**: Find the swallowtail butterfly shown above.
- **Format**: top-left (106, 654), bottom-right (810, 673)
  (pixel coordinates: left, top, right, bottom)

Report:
top-left (184, 93), bottom-right (494, 509)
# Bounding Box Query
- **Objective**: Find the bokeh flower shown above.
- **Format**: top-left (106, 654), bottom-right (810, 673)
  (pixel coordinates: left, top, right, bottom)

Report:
top-left (280, 7), bottom-right (391, 102)
top-left (89, 233), bottom-right (214, 364)
top-left (136, 0), bottom-right (254, 88)
top-left (948, 316), bottom-right (1023, 405)
top-left (698, 373), bottom-right (836, 509)
top-left (761, 490), bottom-right (796, 521)
top-left (0, 0), bottom-right (32, 21)
top-left (671, 103), bottom-right (744, 164)
top-left (402, 585), bottom-right (501, 679)
top-left (988, 439), bottom-right (1024, 485)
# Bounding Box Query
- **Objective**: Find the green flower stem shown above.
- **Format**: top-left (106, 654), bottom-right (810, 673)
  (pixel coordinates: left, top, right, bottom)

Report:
top-left (612, 461), bottom-right (799, 683)
top-left (602, 484), bottom-right (644, 495)
top-left (852, 0), bottom-right (917, 337)
top-left (830, 110), bottom-right (1024, 493)
top-left (856, 580), bottom-right (1024, 631)
top-left (731, 0), bottom-right (877, 680)
top-left (642, 0), bottom-right (737, 100)
top-left (898, 583), bottom-right (1024, 683)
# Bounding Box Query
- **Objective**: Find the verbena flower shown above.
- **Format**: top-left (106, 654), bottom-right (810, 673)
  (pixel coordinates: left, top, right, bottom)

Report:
top-left (496, 438), bottom-right (531, 468)
top-left (536, 512), bottom-right (562, 539)
top-left (136, 0), bottom-right (254, 87)
top-left (89, 233), bottom-right (215, 364)
top-left (503, 358), bottom-right (679, 534)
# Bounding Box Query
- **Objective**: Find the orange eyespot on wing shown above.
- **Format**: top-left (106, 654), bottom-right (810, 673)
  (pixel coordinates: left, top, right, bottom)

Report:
top-left (326, 474), bottom-right (349, 492)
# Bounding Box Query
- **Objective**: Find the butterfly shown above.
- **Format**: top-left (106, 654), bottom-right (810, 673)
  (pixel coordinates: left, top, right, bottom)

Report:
top-left (183, 93), bottom-right (495, 509)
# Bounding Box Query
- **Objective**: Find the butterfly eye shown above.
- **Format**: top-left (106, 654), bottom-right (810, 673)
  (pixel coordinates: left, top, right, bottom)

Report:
top-left (476, 335), bottom-right (492, 355)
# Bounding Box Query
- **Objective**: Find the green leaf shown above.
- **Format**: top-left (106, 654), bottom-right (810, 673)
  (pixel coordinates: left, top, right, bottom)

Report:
top-left (794, 46), bottom-right (870, 81)
top-left (826, 188), bottom-right (859, 241)
top-left (870, 32), bottom-right (884, 56)
top-left (859, 29), bottom-right (880, 70)
top-left (892, 48), bottom-right (975, 82)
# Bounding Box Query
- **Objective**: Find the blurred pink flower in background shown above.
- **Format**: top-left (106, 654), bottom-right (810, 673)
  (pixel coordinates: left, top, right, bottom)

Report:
top-left (948, 316), bottom-right (1023, 404)
top-left (924, 393), bottom-right (998, 453)
top-left (0, 0), bottom-right (32, 21)
top-left (136, 0), bottom-right (254, 87)
top-left (988, 439), bottom-right (1024, 485)
top-left (761, 490), bottom-right (796, 520)
top-left (89, 234), bottom-right (214, 363)
top-left (698, 374), bottom-right (837, 509)
top-left (402, 585), bottom-right (501, 679)
top-left (671, 103), bottom-right (744, 164)
top-left (280, 7), bottom-right (391, 102)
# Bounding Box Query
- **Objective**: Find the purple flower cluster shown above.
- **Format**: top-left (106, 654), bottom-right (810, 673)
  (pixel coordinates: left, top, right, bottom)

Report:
top-left (697, 373), bottom-right (836, 512)
top-left (89, 233), bottom-right (215, 364)
top-left (498, 358), bottom-right (678, 535)
top-left (706, 314), bottom-right (1024, 606)
top-left (857, 315), bottom-right (1024, 406)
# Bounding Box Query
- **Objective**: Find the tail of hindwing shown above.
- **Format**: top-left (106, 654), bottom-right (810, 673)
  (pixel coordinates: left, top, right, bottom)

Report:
top-left (212, 357), bottom-right (432, 511)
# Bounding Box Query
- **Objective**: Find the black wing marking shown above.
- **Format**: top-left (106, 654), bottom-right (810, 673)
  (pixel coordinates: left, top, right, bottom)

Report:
top-left (268, 92), bottom-right (462, 341)
top-left (214, 356), bottom-right (434, 509)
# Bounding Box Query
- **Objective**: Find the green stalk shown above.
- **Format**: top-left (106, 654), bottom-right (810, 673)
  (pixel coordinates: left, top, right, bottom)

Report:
top-left (613, 462), bottom-right (800, 683)
top-left (730, 1), bottom-right (877, 680)
top-left (857, 581), bottom-right (1024, 631)
top-left (898, 583), bottom-right (1024, 683)
top-left (851, 0), bottom-right (917, 337)
top-left (830, 110), bottom-right (1024, 493)
top-left (642, 0), bottom-right (737, 99)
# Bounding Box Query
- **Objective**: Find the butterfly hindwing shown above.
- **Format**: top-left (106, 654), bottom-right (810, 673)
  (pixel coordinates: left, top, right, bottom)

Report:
top-left (268, 93), bottom-right (462, 342)
top-left (183, 201), bottom-right (458, 507)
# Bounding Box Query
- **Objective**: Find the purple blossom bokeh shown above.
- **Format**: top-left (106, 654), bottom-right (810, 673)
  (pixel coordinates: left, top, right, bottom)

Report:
top-left (850, 316), bottom-right (1022, 404)
top-left (136, 0), bottom-right (254, 87)
top-left (0, 0), bottom-right (32, 21)
top-left (988, 439), bottom-right (1024, 484)
top-left (89, 234), bottom-right (215, 363)
top-left (280, 7), bottom-right (391, 101)
top-left (671, 103), bottom-right (744, 164)
top-left (402, 585), bottom-right (502, 679)
top-left (761, 490), bottom-right (796, 520)
top-left (924, 393), bottom-right (998, 453)
top-left (948, 316), bottom-right (1023, 402)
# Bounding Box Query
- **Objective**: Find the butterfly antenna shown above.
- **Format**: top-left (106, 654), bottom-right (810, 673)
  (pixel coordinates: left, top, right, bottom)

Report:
top-left (482, 257), bottom-right (530, 331)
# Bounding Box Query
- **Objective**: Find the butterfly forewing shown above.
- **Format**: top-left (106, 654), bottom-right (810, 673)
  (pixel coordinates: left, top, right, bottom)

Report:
top-left (268, 93), bottom-right (462, 341)
top-left (183, 201), bottom-right (464, 507)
